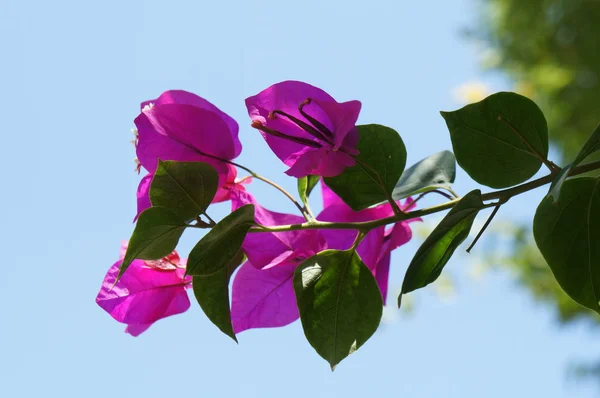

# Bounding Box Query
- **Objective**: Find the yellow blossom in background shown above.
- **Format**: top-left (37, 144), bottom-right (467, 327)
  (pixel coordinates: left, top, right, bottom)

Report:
top-left (514, 81), bottom-right (535, 98)
top-left (452, 81), bottom-right (491, 104)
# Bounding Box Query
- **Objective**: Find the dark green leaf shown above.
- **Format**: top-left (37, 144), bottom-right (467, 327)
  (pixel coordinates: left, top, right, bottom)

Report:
top-left (399, 190), bottom-right (483, 306)
top-left (549, 125), bottom-right (600, 202)
top-left (298, 175), bottom-right (320, 206)
top-left (150, 160), bottom-right (219, 220)
top-left (294, 250), bottom-right (382, 369)
top-left (441, 92), bottom-right (548, 188)
top-left (573, 124), bottom-right (600, 166)
top-left (324, 124), bottom-right (407, 211)
top-left (186, 205), bottom-right (255, 277)
top-left (534, 178), bottom-right (600, 314)
top-left (192, 250), bottom-right (246, 341)
top-left (392, 150), bottom-right (456, 200)
top-left (119, 206), bottom-right (186, 280)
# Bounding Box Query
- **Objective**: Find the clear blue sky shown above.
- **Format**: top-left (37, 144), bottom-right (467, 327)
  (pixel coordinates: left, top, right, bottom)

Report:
top-left (2, 0), bottom-right (599, 396)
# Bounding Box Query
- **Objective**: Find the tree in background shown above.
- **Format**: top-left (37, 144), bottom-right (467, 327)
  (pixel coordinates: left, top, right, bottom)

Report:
top-left (472, 0), bottom-right (600, 378)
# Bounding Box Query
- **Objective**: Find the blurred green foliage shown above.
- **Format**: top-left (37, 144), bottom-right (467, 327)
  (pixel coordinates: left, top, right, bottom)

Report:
top-left (472, 0), bottom-right (600, 379)
top-left (474, 0), bottom-right (600, 160)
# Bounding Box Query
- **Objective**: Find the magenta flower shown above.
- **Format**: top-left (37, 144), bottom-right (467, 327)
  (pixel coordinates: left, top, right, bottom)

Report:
top-left (318, 183), bottom-right (419, 303)
top-left (245, 81), bottom-right (361, 178)
top-left (96, 243), bottom-right (192, 336)
top-left (228, 188), bottom-right (327, 333)
top-left (133, 90), bottom-right (244, 219)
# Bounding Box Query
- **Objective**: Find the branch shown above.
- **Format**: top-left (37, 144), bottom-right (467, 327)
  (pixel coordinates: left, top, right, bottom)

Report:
top-left (240, 159), bottom-right (600, 234)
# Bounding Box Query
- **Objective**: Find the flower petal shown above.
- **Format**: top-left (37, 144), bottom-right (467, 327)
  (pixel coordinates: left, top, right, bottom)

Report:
top-left (146, 104), bottom-right (239, 160)
top-left (142, 90), bottom-right (240, 154)
top-left (96, 260), bottom-right (191, 325)
top-left (307, 99), bottom-right (361, 149)
top-left (135, 174), bottom-right (152, 221)
top-left (245, 81), bottom-right (360, 176)
top-left (125, 323), bottom-right (152, 337)
top-left (231, 261), bottom-right (299, 333)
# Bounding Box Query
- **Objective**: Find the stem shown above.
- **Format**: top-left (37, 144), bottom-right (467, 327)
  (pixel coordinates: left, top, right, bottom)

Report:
top-left (303, 201), bottom-right (315, 220)
top-left (412, 189), bottom-right (456, 206)
top-left (498, 116), bottom-right (560, 172)
top-left (446, 187), bottom-right (460, 198)
top-left (226, 159), bottom-right (600, 234)
top-left (466, 203), bottom-right (502, 253)
top-left (195, 151), bottom-right (310, 221)
top-left (350, 231), bottom-right (366, 250)
top-left (203, 212), bottom-right (216, 226)
top-left (185, 159), bottom-right (600, 235)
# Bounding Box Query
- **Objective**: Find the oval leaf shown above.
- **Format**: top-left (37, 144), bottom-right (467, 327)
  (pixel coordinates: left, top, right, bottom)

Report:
top-left (441, 92), bottom-right (548, 188)
top-left (399, 190), bottom-right (483, 307)
top-left (534, 178), bottom-right (600, 314)
top-left (192, 250), bottom-right (246, 341)
top-left (186, 205), bottom-right (255, 277)
top-left (294, 250), bottom-right (382, 370)
top-left (150, 160), bottom-right (219, 221)
top-left (324, 124), bottom-right (407, 211)
top-left (119, 206), bottom-right (186, 280)
top-left (392, 150), bottom-right (456, 200)
top-left (549, 124), bottom-right (600, 202)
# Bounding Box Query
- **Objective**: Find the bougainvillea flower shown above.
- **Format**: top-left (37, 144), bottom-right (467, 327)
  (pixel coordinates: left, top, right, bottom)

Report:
top-left (228, 188), bottom-right (327, 333)
top-left (318, 182), bottom-right (419, 303)
top-left (245, 81), bottom-right (361, 178)
top-left (96, 242), bottom-right (192, 336)
top-left (133, 90), bottom-right (245, 219)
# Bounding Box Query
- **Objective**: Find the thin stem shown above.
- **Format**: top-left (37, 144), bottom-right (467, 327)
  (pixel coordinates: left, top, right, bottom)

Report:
top-left (412, 189), bottom-right (456, 206)
top-left (446, 187), bottom-right (460, 198)
top-left (253, 174), bottom-right (310, 220)
top-left (498, 116), bottom-right (560, 172)
top-left (466, 203), bottom-right (502, 253)
top-left (303, 202), bottom-right (315, 220)
top-left (350, 231), bottom-right (366, 250)
top-left (203, 212), bottom-right (216, 226)
top-left (194, 151), bottom-right (310, 221)
top-left (185, 159), bottom-right (600, 236)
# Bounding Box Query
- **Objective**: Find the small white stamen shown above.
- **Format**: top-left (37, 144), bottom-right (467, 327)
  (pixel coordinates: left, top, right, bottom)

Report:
top-left (142, 103), bottom-right (155, 113)
top-left (130, 127), bottom-right (139, 146)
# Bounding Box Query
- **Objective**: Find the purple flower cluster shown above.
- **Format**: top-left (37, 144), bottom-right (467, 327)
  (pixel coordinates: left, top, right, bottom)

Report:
top-left (96, 81), bottom-right (417, 335)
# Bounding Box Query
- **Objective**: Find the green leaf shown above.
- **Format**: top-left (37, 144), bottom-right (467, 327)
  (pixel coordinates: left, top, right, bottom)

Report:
top-left (186, 205), bottom-right (255, 277)
top-left (549, 124), bottom-right (600, 202)
top-left (298, 175), bottom-right (320, 206)
top-left (192, 250), bottom-right (246, 342)
top-left (398, 190), bottom-right (483, 306)
top-left (150, 160), bottom-right (219, 221)
top-left (534, 178), bottom-right (600, 314)
top-left (294, 250), bottom-right (382, 369)
top-left (119, 207), bottom-right (186, 280)
top-left (392, 150), bottom-right (456, 200)
top-left (441, 92), bottom-right (548, 188)
top-left (324, 124), bottom-right (407, 211)
top-left (573, 124), bottom-right (600, 166)
top-left (187, 205), bottom-right (255, 339)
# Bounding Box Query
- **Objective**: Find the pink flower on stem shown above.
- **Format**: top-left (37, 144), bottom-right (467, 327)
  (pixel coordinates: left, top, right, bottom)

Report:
top-left (245, 81), bottom-right (361, 178)
top-left (95, 243), bottom-right (192, 336)
top-left (318, 183), bottom-right (419, 304)
top-left (228, 188), bottom-right (327, 333)
top-left (133, 90), bottom-right (245, 219)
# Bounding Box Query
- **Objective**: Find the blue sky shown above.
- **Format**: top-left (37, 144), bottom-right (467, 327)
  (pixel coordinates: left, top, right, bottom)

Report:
top-left (2, 0), bottom-right (599, 396)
